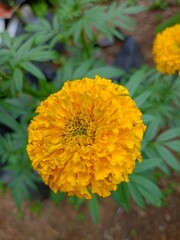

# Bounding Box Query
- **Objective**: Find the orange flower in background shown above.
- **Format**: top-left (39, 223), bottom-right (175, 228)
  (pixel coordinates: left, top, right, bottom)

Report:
top-left (27, 76), bottom-right (146, 199)
top-left (0, 3), bottom-right (13, 18)
top-left (0, 1), bottom-right (24, 18)
top-left (152, 24), bottom-right (180, 75)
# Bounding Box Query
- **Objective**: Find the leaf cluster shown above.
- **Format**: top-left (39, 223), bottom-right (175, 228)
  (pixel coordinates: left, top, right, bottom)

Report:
top-left (0, 31), bottom-right (56, 96)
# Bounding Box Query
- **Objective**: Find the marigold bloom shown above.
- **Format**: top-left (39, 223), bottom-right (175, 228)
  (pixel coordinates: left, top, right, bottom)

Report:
top-left (27, 76), bottom-right (146, 199)
top-left (152, 24), bottom-right (180, 75)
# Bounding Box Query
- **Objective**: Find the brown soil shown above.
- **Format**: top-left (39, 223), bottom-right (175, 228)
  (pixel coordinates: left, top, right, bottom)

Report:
top-left (0, 180), bottom-right (179, 240)
top-left (0, 2), bottom-right (180, 240)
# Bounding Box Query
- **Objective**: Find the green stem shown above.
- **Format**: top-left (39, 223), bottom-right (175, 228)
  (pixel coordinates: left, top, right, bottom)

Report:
top-left (81, 30), bottom-right (90, 59)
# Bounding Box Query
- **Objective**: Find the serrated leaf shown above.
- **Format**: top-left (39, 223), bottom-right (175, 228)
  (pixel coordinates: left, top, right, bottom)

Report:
top-left (83, 19), bottom-right (94, 40)
top-left (16, 37), bottom-right (34, 61)
top-left (157, 128), bottom-right (180, 142)
top-left (26, 49), bottom-right (55, 62)
top-left (40, 19), bottom-right (51, 31)
top-left (123, 6), bottom-right (147, 14)
top-left (73, 60), bottom-right (93, 79)
top-left (88, 194), bottom-right (99, 224)
top-left (1, 31), bottom-right (11, 48)
top-left (0, 107), bottom-right (24, 132)
top-left (0, 101), bottom-right (27, 115)
top-left (13, 68), bottom-right (23, 92)
top-left (144, 119), bottom-right (160, 141)
top-left (53, 15), bottom-right (60, 32)
top-left (34, 32), bottom-right (55, 45)
top-left (134, 158), bottom-right (162, 173)
top-left (112, 182), bottom-right (130, 211)
top-left (163, 140), bottom-right (180, 153)
top-left (21, 62), bottom-right (46, 80)
top-left (114, 18), bottom-right (133, 31)
top-left (126, 67), bottom-right (146, 97)
top-left (130, 175), bottom-right (162, 199)
top-left (127, 182), bottom-right (145, 208)
top-left (142, 114), bottom-right (155, 124)
top-left (12, 35), bottom-right (27, 50)
top-left (158, 163), bottom-right (170, 175)
top-left (134, 90), bottom-right (151, 108)
top-left (155, 144), bottom-right (180, 171)
top-left (25, 23), bottom-right (43, 33)
top-left (155, 13), bottom-right (180, 33)
top-left (109, 28), bottom-right (124, 40)
top-left (72, 20), bottom-right (84, 44)
top-left (136, 185), bottom-right (161, 206)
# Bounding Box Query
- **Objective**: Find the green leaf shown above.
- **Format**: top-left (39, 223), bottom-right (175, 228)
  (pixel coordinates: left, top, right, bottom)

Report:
top-left (155, 144), bottom-right (180, 171)
top-left (123, 6), bottom-right (147, 14)
top-left (0, 107), bottom-right (24, 132)
top-left (134, 158), bottom-right (162, 173)
top-left (13, 68), bottom-right (23, 92)
top-left (12, 35), bottom-right (28, 50)
top-left (52, 15), bottom-right (60, 32)
top-left (40, 19), bottom-right (52, 31)
top-left (16, 37), bottom-right (34, 61)
top-left (136, 185), bottom-right (161, 206)
top-left (127, 182), bottom-right (145, 208)
top-left (31, 200), bottom-right (42, 217)
top-left (83, 20), bottom-right (94, 40)
top-left (158, 163), bottom-right (170, 175)
top-left (67, 196), bottom-right (84, 208)
top-left (126, 67), bottom-right (146, 97)
top-left (0, 100), bottom-right (27, 115)
top-left (88, 194), bottom-right (99, 224)
top-left (144, 119), bottom-right (160, 141)
top-left (10, 172), bottom-right (33, 210)
top-left (109, 28), bottom-right (124, 40)
top-left (112, 182), bottom-right (130, 211)
top-left (86, 66), bottom-right (124, 79)
top-left (134, 90), bottom-right (151, 108)
top-left (26, 49), bottom-right (56, 62)
top-left (21, 62), bottom-right (46, 80)
top-left (113, 19), bottom-right (133, 32)
top-left (1, 31), bottom-right (11, 48)
top-left (50, 191), bottom-right (66, 205)
top-left (142, 114), bottom-right (155, 124)
top-left (131, 175), bottom-right (162, 198)
top-left (25, 23), bottom-right (44, 33)
top-left (163, 140), bottom-right (180, 153)
top-left (157, 127), bottom-right (180, 142)
top-left (73, 20), bottom-right (84, 43)
top-left (73, 60), bottom-right (93, 79)
top-left (155, 13), bottom-right (180, 33)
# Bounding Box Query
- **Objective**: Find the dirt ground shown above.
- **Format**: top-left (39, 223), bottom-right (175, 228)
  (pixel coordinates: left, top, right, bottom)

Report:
top-left (0, 175), bottom-right (179, 240)
top-left (0, 2), bottom-right (180, 240)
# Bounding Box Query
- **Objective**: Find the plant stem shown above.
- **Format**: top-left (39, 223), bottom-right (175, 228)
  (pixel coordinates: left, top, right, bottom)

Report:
top-left (81, 30), bottom-right (90, 59)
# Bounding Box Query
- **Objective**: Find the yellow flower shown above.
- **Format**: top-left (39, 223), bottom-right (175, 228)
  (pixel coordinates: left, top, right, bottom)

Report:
top-left (27, 76), bottom-right (146, 199)
top-left (152, 24), bottom-right (180, 75)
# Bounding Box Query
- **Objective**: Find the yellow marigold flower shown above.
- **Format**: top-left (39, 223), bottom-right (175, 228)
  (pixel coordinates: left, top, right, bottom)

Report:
top-left (152, 24), bottom-right (180, 75)
top-left (27, 76), bottom-right (146, 199)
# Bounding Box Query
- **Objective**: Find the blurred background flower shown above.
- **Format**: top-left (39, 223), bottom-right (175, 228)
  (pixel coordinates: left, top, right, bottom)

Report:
top-left (152, 24), bottom-right (180, 75)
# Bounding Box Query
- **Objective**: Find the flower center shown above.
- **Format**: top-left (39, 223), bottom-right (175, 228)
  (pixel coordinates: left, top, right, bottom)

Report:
top-left (61, 114), bottom-right (96, 146)
top-left (69, 116), bottom-right (89, 136)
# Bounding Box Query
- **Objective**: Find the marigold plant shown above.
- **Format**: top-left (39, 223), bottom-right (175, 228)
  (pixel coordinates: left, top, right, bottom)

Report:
top-left (152, 24), bottom-right (180, 75)
top-left (27, 76), bottom-right (146, 199)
